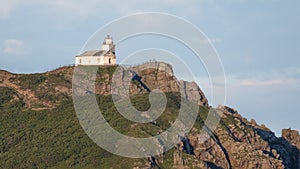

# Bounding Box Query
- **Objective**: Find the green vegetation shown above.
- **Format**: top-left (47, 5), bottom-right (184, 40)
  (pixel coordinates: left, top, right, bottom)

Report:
top-left (17, 73), bottom-right (47, 90)
top-left (0, 89), bottom-right (208, 168)
top-left (0, 66), bottom-right (211, 168)
top-left (97, 65), bottom-right (117, 76)
top-left (0, 87), bottom-right (24, 110)
top-left (0, 87), bottom-right (15, 106)
top-left (0, 96), bottom-right (141, 169)
top-left (47, 73), bottom-right (71, 87)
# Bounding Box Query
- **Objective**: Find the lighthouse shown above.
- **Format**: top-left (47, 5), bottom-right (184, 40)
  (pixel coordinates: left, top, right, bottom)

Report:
top-left (75, 35), bottom-right (116, 66)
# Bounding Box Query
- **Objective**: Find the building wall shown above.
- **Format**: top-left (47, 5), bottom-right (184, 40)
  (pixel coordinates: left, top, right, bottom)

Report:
top-left (75, 56), bottom-right (103, 66)
top-left (75, 56), bottom-right (116, 66)
top-left (101, 44), bottom-right (114, 51)
top-left (103, 55), bottom-right (116, 65)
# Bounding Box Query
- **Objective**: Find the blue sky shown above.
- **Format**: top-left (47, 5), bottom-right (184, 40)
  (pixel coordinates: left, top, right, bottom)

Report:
top-left (0, 0), bottom-right (299, 135)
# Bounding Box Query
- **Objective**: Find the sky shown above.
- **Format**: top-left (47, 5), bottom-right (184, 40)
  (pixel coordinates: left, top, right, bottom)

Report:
top-left (0, 0), bottom-right (299, 136)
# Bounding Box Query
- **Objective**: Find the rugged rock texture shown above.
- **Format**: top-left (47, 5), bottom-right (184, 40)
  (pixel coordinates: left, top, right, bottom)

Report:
top-left (73, 61), bottom-right (208, 106)
top-left (282, 128), bottom-right (300, 168)
top-left (139, 106), bottom-right (299, 169)
top-left (282, 128), bottom-right (300, 150)
top-left (114, 62), bottom-right (208, 106)
top-left (1, 62), bottom-right (208, 110)
top-left (166, 106), bottom-right (299, 169)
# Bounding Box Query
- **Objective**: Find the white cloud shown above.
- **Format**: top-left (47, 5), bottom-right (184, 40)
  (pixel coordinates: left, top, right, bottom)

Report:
top-left (190, 67), bottom-right (300, 105)
top-left (226, 76), bottom-right (300, 88)
top-left (218, 66), bottom-right (300, 88)
top-left (0, 0), bottom-right (22, 19)
top-left (3, 39), bottom-right (24, 55)
top-left (238, 79), bottom-right (290, 87)
top-left (283, 66), bottom-right (300, 77)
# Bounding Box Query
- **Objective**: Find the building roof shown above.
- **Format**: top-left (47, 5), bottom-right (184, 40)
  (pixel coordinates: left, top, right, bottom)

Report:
top-left (78, 50), bottom-right (106, 57)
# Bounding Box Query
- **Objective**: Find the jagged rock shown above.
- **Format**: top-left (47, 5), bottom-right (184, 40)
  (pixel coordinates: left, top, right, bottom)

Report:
top-left (282, 128), bottom-right (300, 150)
top-left (1, 62), bottom-right (208, 110)
top-left (127, 62), bottom-right (208, 106)
top-left (282, 128), bottom-right (300, 168)
top-left (181, 105), bottom-right (299, 169)
top-left (179, 80), bottom-right (208, 106)
top-left (72, 62), bottom-right (208, 106)
top-left (146, 156), bottom-right (159, 169)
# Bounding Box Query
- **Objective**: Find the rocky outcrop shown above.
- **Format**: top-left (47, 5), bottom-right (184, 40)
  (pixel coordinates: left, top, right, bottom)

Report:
top-left (1, 62), bottom-right (208, 109)
top-left (126, 62), bottom-right (207, 106)
top-left (74, 62), bottom-right (208, 106)
top-left (145, 105), bottom-right (299, 169)
top-left (165, 106), bottom-right (299, 169)
top-left (282, 128), bottom-right (300, 150)
top-left (282, 128), bottom-right (300, 168)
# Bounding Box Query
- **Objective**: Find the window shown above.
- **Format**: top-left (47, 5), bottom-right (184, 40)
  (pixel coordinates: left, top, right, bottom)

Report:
top-left (109, 58), bottom-right (111, 64)
top-left (79, 59), bottom-right (82, 63)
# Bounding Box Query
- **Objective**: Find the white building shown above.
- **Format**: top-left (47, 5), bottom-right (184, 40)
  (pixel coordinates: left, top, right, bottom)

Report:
top-left (75, 35), bottom-right (116, 66)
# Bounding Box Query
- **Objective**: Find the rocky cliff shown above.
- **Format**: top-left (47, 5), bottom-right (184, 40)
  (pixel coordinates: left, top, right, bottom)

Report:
top-left (172, 106), bottom-right (300, 169)
top-left (0, 62), bottom-right (299, 169)
top-left (0, 62), bottom-right (207, 110)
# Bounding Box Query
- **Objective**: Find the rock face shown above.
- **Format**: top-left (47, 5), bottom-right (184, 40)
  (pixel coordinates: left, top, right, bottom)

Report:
top-left (1, 62), bottom-right (208, 110)
top-left (124, 62), bottom-right (207, 106)
top-left (74, 61), bottom-right (208, 106)
top-left (282, 128), bottom-right (300, 150)
top-left (165, 106), bottom-right (299, 169)
top-left (282, 128), bottom-right (300, 168)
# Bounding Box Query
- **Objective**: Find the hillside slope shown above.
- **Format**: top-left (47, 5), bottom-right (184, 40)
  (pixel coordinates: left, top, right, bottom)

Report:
top-left (0, 62), bottom-right (299, 169)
